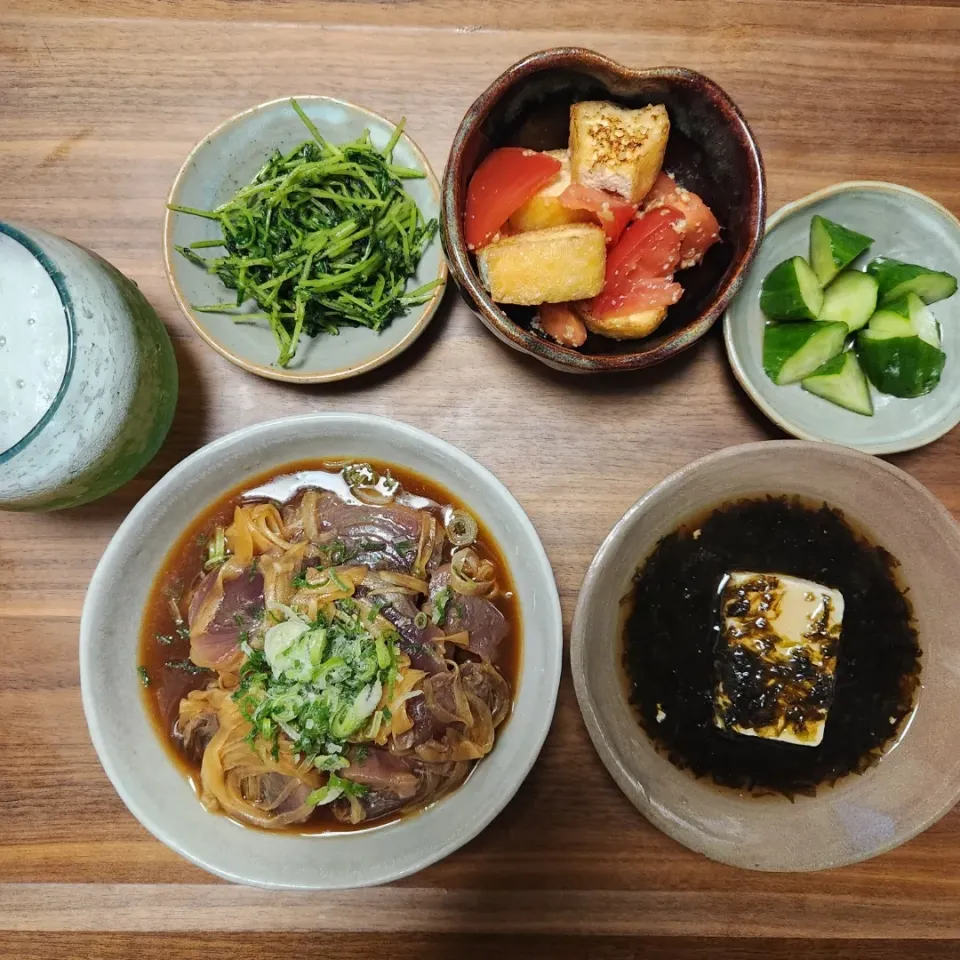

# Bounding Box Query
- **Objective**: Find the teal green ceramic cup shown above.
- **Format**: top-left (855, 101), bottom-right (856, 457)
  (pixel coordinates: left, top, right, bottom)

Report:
top-left (0, 222), bottom-right (178, 510)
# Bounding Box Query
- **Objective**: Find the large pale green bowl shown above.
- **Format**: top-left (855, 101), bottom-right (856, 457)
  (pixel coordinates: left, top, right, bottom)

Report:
top-left (0, 222), bottom-right (178, 511)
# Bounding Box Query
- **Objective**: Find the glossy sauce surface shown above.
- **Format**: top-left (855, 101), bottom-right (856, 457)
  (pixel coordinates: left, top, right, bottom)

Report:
top-left (139, 458), bottom-right (521, 832)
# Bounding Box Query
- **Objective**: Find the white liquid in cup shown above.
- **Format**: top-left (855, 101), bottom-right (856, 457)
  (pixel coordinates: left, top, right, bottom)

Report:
top-left (0, 232), bottom-right (70, 455)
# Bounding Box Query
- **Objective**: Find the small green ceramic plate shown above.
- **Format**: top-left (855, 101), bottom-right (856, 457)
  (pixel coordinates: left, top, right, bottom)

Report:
top-left (163, 96), bottom-right (446, 384)
top-left (724, 181), bottom-right (960, 454)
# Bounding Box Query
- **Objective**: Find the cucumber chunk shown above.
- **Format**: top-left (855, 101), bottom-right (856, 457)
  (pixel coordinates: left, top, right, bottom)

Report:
top-left (760, 256), bottom-right (824, 320)
top-left (817, 270), bottom-right (878, 331)
top-left (809, 216), bottom-right (873, 286)
top-left (866, 257), bottom-right (958, 305)
top-left (764, 321), bottom-right (848, 385)
top-left (801, 351), bottom-right (874, 416)
top-left (868, 293), bottom-right (940, 347)
top-left (857, 330), bottom-right (945, 398)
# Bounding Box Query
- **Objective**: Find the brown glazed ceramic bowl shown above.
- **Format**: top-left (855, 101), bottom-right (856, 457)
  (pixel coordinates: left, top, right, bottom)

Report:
top-left (442, 48), bottom-right (766, 373)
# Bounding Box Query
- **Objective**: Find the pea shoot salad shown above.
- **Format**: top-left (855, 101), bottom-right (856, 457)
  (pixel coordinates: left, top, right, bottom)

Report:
top-left (170, 99), bottom-right (441, 367)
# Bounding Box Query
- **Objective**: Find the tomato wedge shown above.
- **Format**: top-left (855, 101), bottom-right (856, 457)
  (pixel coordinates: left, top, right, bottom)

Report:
top-left (559, 183), bottom-right (636, 245)
top-left (590, 206), bottom-right (685, 320)
top-left (537, 302), bottom-right (588, 347)
top-left (642, 172), bottom-right (720, 268)
top-left (604, 207), bottom-right (684, 289)
top-left (591, 277), bottom-right (684, 320)
top-left (464, 148), bottom-right (563, 251)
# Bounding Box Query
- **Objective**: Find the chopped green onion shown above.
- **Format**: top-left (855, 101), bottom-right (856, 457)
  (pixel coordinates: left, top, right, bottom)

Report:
top-left (432, 587), bottom-right (452, 625)
top-left (203, 526), bottom-right (228, 571)
top-left (445, 509), bottom-right (478, 547)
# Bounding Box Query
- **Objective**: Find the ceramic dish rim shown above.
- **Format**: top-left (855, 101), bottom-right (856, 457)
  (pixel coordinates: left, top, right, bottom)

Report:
top-left (79, 412), bottom-right (563, 888)
top-left (163, 95), bottom-right (448, 385)
top-left (723, 179), bottom-right (960, 454)
top-left (569, 438), bottom-right (960, 871)
top-left (441, 46), bottom-right (766, 374)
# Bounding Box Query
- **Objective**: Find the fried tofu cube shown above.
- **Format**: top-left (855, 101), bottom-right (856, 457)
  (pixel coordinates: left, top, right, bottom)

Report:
top-left (477, 224), bottom-right (606, 305)
top-left (509, 149), bottom-right (594, 233)
top-left (574, 300), bottom-right (668, 340)
top-left (570, 101), bottom-right (670, 204)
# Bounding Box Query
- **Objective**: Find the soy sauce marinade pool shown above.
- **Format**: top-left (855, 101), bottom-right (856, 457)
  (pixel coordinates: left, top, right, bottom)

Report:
top-left (622, 496), bottom-right (921, 796)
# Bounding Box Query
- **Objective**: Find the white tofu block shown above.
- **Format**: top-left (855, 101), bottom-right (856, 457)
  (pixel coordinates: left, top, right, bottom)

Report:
top-left (713, 572), bottom-right (843, 747)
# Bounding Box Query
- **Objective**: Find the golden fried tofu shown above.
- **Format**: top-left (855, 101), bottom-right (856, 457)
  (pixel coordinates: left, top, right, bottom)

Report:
top-left (574, 300), bottom-right (668, 341)
top-left (477, 224), bottom-right (606, 305)
top-left (570, 101), bottom-right (670, 204)
top-left (509, 150), bottom-right (593, 233)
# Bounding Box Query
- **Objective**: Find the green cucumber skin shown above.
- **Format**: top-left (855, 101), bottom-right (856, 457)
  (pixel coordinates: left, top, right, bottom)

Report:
top-left (809, 216), bottom-right (874, 286)
top-left (868, 294), bottom-right (940, 347)
top-left (764, 321), bottom-right (848, 385)
top-left (866, 257), bottom-right (958, 305)
top-left (801, 351), bottom-right (874, 416)
top-left (817, 270), bottom-right (878, 331)
top-left (856, 333), bottom-right (946, 398)
top-left (760, 256), bottom-right (823, 321)
top-left (866, 310), bottom-right (916, 340)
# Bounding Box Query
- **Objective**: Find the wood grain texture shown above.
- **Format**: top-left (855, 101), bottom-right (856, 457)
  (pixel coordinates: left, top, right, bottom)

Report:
top-left (2, 0), bottom-right (960, 955)
top-left (3, 934), bottom-right (960, 960)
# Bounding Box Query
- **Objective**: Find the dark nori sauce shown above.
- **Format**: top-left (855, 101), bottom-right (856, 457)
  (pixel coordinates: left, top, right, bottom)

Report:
top-left (622, 496), bottom-right (921, 796)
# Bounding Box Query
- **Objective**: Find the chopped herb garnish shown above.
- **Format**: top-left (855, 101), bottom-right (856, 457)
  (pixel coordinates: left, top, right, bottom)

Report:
top-left (203, 526), bottom-right (229, 571)
top-left (176, 624), bottom-right (191, 641)
top-left (413, 611), bottom-right (429, 630)
top-left (137, 666), bottom-right (150, 687)
top-left (293, 569), bottom-right (331, 590)
top-left (249, 556), bottom-right (260, 581)
top-left (233, 611), bottom-right (245, 626)
top-left (155, 633), bottom-right (174, 646)
top-left (355, 745), bottom-right (369, 765)
top-left (367, 600), bottom-right (385, 623)
top-left (169, 101), bottom-right (441, 368)
top-left (395, 539), bottom-right (413, 554)
top-left (342, 463), bottom-right (377, 487)
top-left (165, 659), bottom-right (210, 675)
top-left (233, 599), bottom-right (399, 765)
top-left (325, 539), bottom-right (349, 565)
top-left (431, 586), bottom-right (452, 625)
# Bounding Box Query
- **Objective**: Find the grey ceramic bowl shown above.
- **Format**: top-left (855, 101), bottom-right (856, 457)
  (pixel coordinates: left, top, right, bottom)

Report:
top-left (725, 181), bottom-right (960, 454)
top-left (442, 48), bottom-right (765, 374)
top-left (164, 97), bottom-right (446, 384)
top-left (81, 413), bottom-right (562, 888)
top-left (572, 441), bottom-right (960, 871)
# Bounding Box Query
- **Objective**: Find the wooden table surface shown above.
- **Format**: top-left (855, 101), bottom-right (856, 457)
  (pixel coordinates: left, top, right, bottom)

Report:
top-left (3, 1), bottom-right (960, 956)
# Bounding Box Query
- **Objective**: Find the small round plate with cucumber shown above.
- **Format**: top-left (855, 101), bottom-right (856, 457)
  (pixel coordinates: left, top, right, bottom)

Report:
top-left (724, 181), bottom-right (960, 454)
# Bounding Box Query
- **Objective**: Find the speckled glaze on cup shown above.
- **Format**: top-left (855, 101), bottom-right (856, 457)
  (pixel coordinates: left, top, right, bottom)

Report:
top-left (725, 181), bottom-right (960, 454)
top-left (572, 441), bottom-right (960, 872)
top-left (0, 222), bottom-right (177, 511)
top-left (164, 96), bottom-right (447, 384)
top-left (442, 48), bottom-right (766, 374)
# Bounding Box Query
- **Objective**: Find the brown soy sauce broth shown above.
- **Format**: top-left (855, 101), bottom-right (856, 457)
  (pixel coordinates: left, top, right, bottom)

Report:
top-left (621, 495), bottom-right (921, 797)
top-left (139, 458), bottom-right (522, 833)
